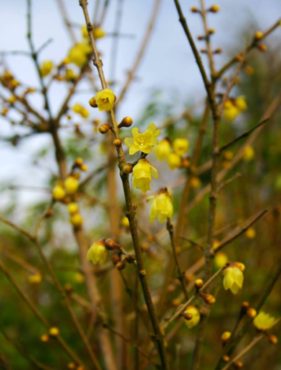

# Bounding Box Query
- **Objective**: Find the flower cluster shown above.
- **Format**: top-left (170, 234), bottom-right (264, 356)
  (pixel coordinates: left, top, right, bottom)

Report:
top-left (223, 96), bottom-right (247, 121)
top-left (155, 137), bottom-right (189, 170)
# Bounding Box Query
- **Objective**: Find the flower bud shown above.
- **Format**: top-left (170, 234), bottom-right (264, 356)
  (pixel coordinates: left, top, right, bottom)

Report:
top-left (183, 306), bottom-right (200, 328)
top-left (209, 5), bottom-right (220, 13)
top-left (113, 138), bottom-right (122, 147)
top-left (194, 278), bottom-right (204, 289)
top-left (49, 327), bottom-right (60, 337)
top-left (247, 307), bottom-right (257, 318)
top-left (118, 116), bottom-right (133, 128)
top-left (99, 123), bottom-right (110, 134)
top-left (221, 331), bottom-right (232, 343)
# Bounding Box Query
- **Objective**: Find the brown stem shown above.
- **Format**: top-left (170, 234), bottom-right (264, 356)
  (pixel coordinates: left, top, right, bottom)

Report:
top-left (166, 218), bottom-right (188, 299)
top-left (79, 1), bottom-right (169, 368)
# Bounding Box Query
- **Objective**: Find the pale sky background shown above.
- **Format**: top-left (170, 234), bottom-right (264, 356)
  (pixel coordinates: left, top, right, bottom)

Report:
top-left (0, 0), bottom-right (280, 209)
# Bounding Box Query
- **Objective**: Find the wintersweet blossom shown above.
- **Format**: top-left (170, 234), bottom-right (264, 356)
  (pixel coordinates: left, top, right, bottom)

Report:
top-left (132, 159), bottom-right (158, 192)
top-left (149, 190), bottom-right (173, 223)
top-left (154, 139), bottom-right (171, 161)
top-left (223, 96), bottom-right (247, 121)
top-left (94, 89), bottom-right (116, 111)
top-left (64, 176), bottom-right (79, 195)
top-left (52, 185), bottom-right (65, 201)
top-left (87, 241), bottom-right (108, 265)
top-left (67, 42), bottom-right (91, 67)
top-left (173, 138), bottom-right (189, 156)
top-left (184, 306), bottom-right (200, 328)
top-left (81, 25), bottom-right (106, 40)
top-left (124, 123), bottom-right (160, 155)
top-left (167, 152), bottom-right (181, 169)
top-left (223, 263), bottom-right (245, 294)
top-left (72, 103), bottom-right (90, 118)
top-left (253, 311), bottom-right (278, 331)
top-left (39, 60), bottom-right (53, 77)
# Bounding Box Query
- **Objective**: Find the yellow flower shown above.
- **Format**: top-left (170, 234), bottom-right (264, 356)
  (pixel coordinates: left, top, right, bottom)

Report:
top-left (70, 213), bottom-right (83, 227)
top-left (253, 311), bottom-right (278, 331)
top-left (214, 252), bottom-right (228, 269)
top-left (52, 185), bottom-right (65, 201)
top-left (68, 202), bottom-right (79, 215)
top-left (65, 68), bottom-right (77, 81)
top-left (121, 216), bottom-right (130, 228)
top-left (167, 153), bottom-right (181, 169)
top-left (124, 123), bottom-right (160, 155)
top-left (72, 103), bottom-right (89, 118)
top-left (64, 176), bottom-right (79, 195)
top-left (39, 60), bottom-right (53, 77)
top-left (223, 100), bottom-right (240, 121)
top-left (190, 176), bottom-right (201, 189)
top-left (67, 42), bottom-right (91, 67)
top-left (154, 139), bottom-right (171, 161)
top-left (87, 241), bottom-right (108, 265)
top-left (223, 263), bottom-right (244, 294)
top-left (81, 25), bottom-right (106, 40)
top-left (132, 159), bottom-right (158, 193)
top-left (93, 27), bottom-right (106, 39)
top-left (149, 190), bottom-right (173, 223)
top-left (28, 273), bottom-right (42, 284)
top-left (173, 138), bottom-right (189, 156)
top-left (235, 96), bottom-right (247, 111)
top-left (49, 327), bottom-right (60, 337)
top-left (245, 227), bottom-right (256, 239)
top-left (183, 306), bottom-right (200, 328)
top-left (90, 88), bottom-right (115, 112)
top-left (243, 145), bottom-right (255, 161)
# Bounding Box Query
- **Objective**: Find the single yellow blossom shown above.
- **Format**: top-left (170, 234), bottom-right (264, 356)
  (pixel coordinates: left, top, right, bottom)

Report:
top-left (221, 331), bottom-right (232, 342)
top-left (67, 42), bottom-right (91, 67)
top-left (183, 305), bottom-right (200, 328)
top-left (64, 176), bottom-right (79, 195)
top-left (70, 213), bottom-right (83, 227)
top-left (49, 327), bottom-right (60, 337)
top-left (87, 241), bottom-right (108, 265)
top-left (65, 68), bottom-right (77, 81)
top-left (91, 88), bottom-right (116, 111)
top-left (243, 145), bottom-right (255, 161)
top-left (81, 25), bottom-right (106, 40)
top-left (167, 152), bottom-right (181, 169)
top-left (40, 334), bottom-right (49, 343)
top-left (173, 138), bottom-right (189, 156)
top-left (223, 263), bottom-right (245, 294)
top-left (190, 176), bottom-right (201, 189)
top-left (223, 100), bottom-right (240, 121)
top-left (72, 103), bottom-right (89, 118)
top-left (28, 273), bottom-right (42, 284)
top-left (39, 60), bottom-right (53, 77)
top-left (68, 202), bottom-right (79, 215)
top-left (7, 95), bottom-right (16, 104)
top-left (214, 252), bottom-right (228, 269)
top-left (132, 159), bottom-right (158, 192)
top-left (93, 27), bottom-right (106, 39)
top-left (245, 227), bottom-right (256, 239)
top-left (121, 216), bottom-right (130, 228)
top-left (253, 311), bottom-right (278, 331)
top-left (235, 96), bottom-right (247, 111)
top-left (154, 139), bottom-right (171, 161)
top-left (149, 190), bottom-right (173, 223)
top-left (52, 185), bottom-right (65, 201)
top-left (124, 123), bottom-right (160, 155)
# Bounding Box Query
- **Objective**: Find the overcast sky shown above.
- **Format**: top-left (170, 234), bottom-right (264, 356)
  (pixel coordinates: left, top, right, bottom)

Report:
top-left (0, 0), bottom-right (280, 208)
